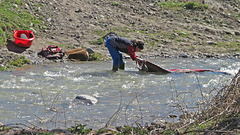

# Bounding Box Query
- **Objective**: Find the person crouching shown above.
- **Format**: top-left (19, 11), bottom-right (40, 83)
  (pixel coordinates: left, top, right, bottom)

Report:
top-left (106, 36), bottom-right (144, 71)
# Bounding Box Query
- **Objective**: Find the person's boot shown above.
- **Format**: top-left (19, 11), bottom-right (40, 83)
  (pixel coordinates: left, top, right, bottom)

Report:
top-left (112, 65), bottom-right (118, 72)
top-left (119, 63), bottom-right (125, 70)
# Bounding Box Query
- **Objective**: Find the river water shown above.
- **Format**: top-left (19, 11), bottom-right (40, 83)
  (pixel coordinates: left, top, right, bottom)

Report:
top-left (0, 58), bottom-right (239, 130)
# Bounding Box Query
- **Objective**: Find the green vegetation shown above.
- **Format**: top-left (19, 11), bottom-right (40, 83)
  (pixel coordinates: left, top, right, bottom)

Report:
top-left (95, 128), bottom-right (109, 134)
top-left (187, 120), bottom-right (215, 133)
top-left (157, 1), bottom-right (208, 10)
top-left (184, 2), bottom-right (208, 10)
top-left (0, 126), bottom-right (12, 131)
top-left (0, 54), bottom-right (31, 71)
top-left (89, 38), bottom-right (103, 45)
top-left (112, 2), bottom-right (120, 6)
top-left (14, 0), bottom-right (23, 5)
top-left (89, 52), bottom-right (106, 61)
top-left (39, 133), bottom-right (54, 135)
top-left (0, 0), bottom-right (44, 47)
top-left (67, 124), bottom-right (92, 134)
top-left (116, 126), bottom-right (149, 135)
top-left (93, 28), bottom-right (193, 48)
top-left (149, 41), bottom-right (156, 47)
top-left (0, 65), bottom-right (7, 71)
top-left (163, 129), bottom-right (176, 135)
top-left (66, 124), bottom-right (152, 134)
top-left (9, 56), bottom-right (31, 67)
top-left (214, 41), bottom-right (240, 52)
top-left (171, 31), bottom-right (191, 42)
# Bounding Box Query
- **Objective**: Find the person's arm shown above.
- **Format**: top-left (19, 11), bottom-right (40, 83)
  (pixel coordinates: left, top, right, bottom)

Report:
top-left (126, 45), bottom-right (137, 60)
top-left (126, 45), bottom-right (143, 63)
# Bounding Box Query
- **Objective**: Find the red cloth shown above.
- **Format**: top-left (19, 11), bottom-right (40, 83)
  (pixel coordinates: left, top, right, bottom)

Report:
top-left (169, 69), bottom-right (215, 73)
top-left (126, 45), bottom-right (137, 60)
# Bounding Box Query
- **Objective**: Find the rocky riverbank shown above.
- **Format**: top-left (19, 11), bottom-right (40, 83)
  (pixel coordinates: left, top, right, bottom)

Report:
top-left (1, 0), bottom-right (240, 71)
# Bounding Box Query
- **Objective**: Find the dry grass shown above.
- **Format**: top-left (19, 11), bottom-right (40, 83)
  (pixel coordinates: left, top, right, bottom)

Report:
top-left (176, 70), bottom-right (240, 134)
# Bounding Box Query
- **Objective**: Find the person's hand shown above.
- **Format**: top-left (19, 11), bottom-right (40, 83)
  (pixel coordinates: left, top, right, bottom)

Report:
top-left (135, 58), bottom-right (147, 71)
top-left (135, 58), bottom-right (145, 66)
top-left (135, 58), bottom-right (143, 62)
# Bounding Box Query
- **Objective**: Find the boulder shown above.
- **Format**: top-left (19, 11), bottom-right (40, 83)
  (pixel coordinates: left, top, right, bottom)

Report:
top-left (65, 48), bottom-right (89, 61)
top-left (75, 94), bottom-right (98, 105)
top-left (86, 48), bottom-right (95, 54)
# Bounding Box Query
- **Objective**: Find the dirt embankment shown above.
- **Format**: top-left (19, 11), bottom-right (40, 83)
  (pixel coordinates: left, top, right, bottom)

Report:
top-left (1, 0), bottom-right (240, 67)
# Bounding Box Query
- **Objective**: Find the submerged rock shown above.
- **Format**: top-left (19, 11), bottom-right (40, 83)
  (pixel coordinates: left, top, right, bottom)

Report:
top-left (75, 94), bottom-right (98, 105)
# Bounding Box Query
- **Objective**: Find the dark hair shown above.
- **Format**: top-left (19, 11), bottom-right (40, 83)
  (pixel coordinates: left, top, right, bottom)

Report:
top-left (131, 39), bottom-right (144, 49)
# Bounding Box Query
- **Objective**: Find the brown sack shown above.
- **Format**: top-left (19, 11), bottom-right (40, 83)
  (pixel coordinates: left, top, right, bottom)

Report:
top-left (65, 48), bottom-right (89, 61)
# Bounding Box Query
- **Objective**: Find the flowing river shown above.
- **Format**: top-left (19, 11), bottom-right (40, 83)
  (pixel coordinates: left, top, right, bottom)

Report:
top-left (0, 58), bottom-right (239, 130)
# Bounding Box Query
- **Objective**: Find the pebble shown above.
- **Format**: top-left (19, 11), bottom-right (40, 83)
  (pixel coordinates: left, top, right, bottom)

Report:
top-left (206, 41), bottom-right (217, 45)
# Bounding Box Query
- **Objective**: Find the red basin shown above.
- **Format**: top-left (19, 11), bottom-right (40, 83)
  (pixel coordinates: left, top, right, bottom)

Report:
top-left (13, 30), bottom-right (35, 48)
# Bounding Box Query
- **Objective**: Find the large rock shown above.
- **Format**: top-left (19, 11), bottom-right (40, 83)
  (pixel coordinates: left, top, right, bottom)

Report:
top-left (65, 48), bottom-right (89, 61)
top-left (75, 94), bottom-right (98, 105)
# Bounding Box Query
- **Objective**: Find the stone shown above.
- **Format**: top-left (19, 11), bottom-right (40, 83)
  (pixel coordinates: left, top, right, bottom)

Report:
top-left (235, 31), bottom-right (240, 36)
top-left (20, 34), bottom-right (28, 39)
top-left (179, 54), bottom-right (188, 58)
top-left (206, 41), bottom-right (217, 45)
top-left (75, 94), bottom-right (98, 105)
top-left (65, 48), bottom-right (89, 61)
top-left (151, 119), bottom-right (167, 129)
top-left (86, 48), bottom-right (95, 54)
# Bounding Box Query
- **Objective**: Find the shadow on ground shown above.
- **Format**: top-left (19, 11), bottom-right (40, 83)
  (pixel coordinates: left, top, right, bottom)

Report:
top-left (6, 39), bottom-right (28, 53)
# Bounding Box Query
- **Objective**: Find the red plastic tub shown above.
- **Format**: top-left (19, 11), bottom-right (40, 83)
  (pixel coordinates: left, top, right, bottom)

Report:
top-left (13, 30), bottom-right (35, 47)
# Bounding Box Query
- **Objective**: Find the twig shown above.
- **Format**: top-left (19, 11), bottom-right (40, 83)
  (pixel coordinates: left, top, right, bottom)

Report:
top-left (24, 120), bottom-right (38, 129)
top-left (0, 123), bottom-right (32, 129)
top-left (50, 90), bottom-right (62, 109)
top-left (124, 92), bottom-right (145, 126)
top-left (161, 108), bottom-right (179, 120)
top-left (39, 89), bottom-right (47, 109)
top-left (178, 99), bottom-right (236, 131)
top-left (35, 115), bottom-right (43, 121)
top-left (52, 111), bottom-right (58, 128)
top-left (105, 90), bottom-right (123, 128)
top-left (135, 91), bottom-right (144, 125)
top-left (63, 107), bottom-right (67, 129)
top-left (181, 129), bottom-right (240, 134)
top-left (195, 73), bottom-right (208, 106)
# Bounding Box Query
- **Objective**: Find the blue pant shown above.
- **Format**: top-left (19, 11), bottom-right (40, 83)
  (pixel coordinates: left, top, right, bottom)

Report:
top-left (106, 38), bottom-right (124, 67)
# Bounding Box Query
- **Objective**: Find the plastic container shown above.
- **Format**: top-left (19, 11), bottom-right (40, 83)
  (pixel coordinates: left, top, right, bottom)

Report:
top-left (13, 30), bottom-right (35, 47)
